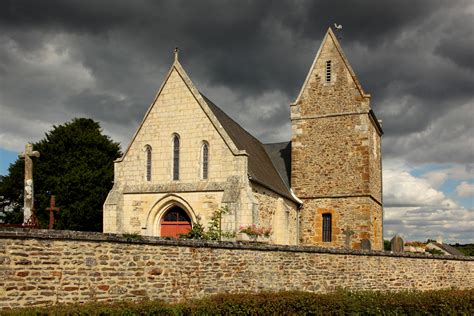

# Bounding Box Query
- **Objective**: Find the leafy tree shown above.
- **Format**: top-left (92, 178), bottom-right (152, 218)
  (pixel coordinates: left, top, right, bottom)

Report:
top-left (451, 243), bottom-right (474, 256)
top-left (0, 118), bottom-right (121, 231)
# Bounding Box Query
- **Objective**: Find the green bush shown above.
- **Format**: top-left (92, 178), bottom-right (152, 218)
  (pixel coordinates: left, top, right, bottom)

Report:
top-left (179, 206), bottom-right (235, 241)
top-left (3, 289), bottom-right (473, 315)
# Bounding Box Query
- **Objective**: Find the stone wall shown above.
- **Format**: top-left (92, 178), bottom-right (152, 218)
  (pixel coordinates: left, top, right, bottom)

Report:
top-left (1, 229), bottom-right (472, 309)
top-left (368, 117), bottom-right (383, 202)
top-left (290, 29), bottom-right (383, 250)
top-left (251, 183), bottom-right (298, 245)
top-left (115, 68), bottom-right (245, 186)
top-left (292, 115), bottom-right (373, 197)
top-left (299, 197), bottom-right (383, 250)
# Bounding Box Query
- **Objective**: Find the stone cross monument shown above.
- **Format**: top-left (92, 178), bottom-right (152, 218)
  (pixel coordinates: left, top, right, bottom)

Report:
top-left (342, 227), bottom-right (355, 249)
top-left (19, 143), bottom-right (40, 224)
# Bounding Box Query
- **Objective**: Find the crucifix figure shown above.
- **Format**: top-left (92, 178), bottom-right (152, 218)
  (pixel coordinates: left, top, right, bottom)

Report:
top-left (19, 143), bottom-right (40, 224)
top-left (342, 227), bottom-right (355, 249)
top-left (46, 195), bottom-right (60, 229)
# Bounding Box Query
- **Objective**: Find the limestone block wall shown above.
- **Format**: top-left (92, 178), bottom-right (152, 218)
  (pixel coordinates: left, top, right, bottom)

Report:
top-left (104, 67), bottom-right (250, 234)
top-left (120, 191), bottom-right (225, 236)
top-left (299, 197), bottom-right (383, 250)
top-left (115, 69), bottom-right (245, 186)
top-left (251, 183), bottom-right (299, 245)
top-left (0, 229), bottom-right (472, 309)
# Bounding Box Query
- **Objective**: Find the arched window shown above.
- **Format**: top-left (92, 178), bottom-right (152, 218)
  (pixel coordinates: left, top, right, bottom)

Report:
top-left (325, 60), bottom-right (332, 82)
top-left (322, 213), bottom-right (332, 242)
top-left (172, 134), bottom-right (180, 180)
top-left (145, 145), bottom-right (152, 181)
top-left (201, 142), bottom-right (209, 180)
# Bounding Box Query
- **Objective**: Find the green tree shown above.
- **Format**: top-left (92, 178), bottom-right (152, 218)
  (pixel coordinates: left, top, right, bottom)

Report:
top-left (0, 118), bottom-right (121, 231)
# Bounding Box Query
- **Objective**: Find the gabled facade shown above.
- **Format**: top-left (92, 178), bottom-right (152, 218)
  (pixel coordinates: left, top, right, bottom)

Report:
top-left (103, 54), bottom-right (299, 245)
top-left (104, 28), bottom-right (383, 249)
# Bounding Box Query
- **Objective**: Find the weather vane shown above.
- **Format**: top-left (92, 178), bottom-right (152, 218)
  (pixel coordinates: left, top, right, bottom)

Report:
top-left (334, 23), bottom-right (343, 40)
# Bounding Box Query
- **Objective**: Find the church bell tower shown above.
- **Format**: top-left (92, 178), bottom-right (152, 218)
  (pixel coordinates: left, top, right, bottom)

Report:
top-left (291, 28), bottom-right (383, 250)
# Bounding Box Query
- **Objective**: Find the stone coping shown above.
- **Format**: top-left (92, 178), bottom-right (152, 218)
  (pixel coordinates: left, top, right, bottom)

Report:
top-left (0, 228), bottom-right (472, 261)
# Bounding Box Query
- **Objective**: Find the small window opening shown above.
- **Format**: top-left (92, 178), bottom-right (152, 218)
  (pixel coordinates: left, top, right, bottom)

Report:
top-left (145, 145), bottom-right (152, 181)
top-left (322, 213), bottom-right (332, 242)
top-left (202, 142), bottom-right (209, 180)
top-left (325, 60), bottom-right (332, 82)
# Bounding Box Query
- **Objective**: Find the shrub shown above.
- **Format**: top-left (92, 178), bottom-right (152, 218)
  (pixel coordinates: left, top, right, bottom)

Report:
top-left (179, 206), bottom-right (235, 241)
top-left (3, 289), bottom-right (473, 315)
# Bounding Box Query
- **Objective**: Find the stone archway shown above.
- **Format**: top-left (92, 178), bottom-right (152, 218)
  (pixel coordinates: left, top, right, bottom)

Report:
top-left (160, 205), bottom-right (192, 237)
top-left (144, 194), bottom-right (197, 237)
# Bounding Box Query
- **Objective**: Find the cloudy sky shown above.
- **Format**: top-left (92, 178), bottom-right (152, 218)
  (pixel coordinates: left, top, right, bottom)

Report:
top-left (0, 0), bottom-right (473, 243)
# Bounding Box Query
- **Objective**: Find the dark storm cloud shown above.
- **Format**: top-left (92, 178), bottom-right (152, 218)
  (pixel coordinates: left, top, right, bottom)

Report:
top-left (1, 0), bottom-right (473, 165)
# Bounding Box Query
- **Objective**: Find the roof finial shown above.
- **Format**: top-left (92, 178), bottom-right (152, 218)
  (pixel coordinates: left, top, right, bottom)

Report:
top-left (174, 47), bottom-right (179, 62)
top-left (333, 23), bottom-right (343, 40)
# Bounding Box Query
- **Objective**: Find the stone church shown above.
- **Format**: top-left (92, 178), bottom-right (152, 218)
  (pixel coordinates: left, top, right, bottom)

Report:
top-left (103, 28), bottom-right (383, 250)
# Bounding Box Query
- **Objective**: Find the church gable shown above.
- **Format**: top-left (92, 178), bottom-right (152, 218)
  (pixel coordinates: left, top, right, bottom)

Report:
top-left (115, 63), bottom-right (245, 186)
top-left (292, 28), bottom-right (371, 117)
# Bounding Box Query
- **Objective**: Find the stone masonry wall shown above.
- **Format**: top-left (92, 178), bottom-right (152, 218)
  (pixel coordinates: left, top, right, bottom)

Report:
top-left (116, 68), bottom-right (245, 186)
top-left (104, 67), bottom-right (248, 234)
top-left (299, 197), bottom-right (383, 250)
top-left (251, 183), bottom-right (298, 245)
top-left (368, 118), bottom-right (382, 202)
top-left (292, 114), bottom-right (372, 197)
top-left (290, 29), bottom-right (383, 250)
top-left (1, 229), bottom-right (472, 309)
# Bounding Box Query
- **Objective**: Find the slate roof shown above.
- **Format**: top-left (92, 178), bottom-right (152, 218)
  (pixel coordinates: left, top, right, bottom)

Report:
top-left (201, 94), bottom-right (298, 204)
top-left (263, 142), bottom-right (292, 188)
top-left (430, 242), bottom-right (465, 256)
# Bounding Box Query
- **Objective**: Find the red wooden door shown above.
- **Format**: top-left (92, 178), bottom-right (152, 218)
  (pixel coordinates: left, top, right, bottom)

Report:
top-left (160, 206), bottom-right (192, 238)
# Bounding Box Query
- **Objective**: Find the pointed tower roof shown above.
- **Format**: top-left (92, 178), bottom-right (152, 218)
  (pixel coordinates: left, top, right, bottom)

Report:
top-left (293, 27), bottom-right (371, 105)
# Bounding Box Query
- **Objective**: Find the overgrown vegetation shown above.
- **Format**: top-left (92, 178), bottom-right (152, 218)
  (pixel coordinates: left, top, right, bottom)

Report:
top-left (425, 247), bottom-right (445, 255)
top-left (452, 243), bottom-right (474, 256)
top-left (4, 289), bottom-right (473, 315)
top-left (179, 206), bottom-right (235, 241)
top-left (122, 233), bottom-right (144, 242)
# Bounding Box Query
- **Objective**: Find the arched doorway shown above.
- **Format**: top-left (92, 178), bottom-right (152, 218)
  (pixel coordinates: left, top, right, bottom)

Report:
top-left (160, 206), bottom-right (192, 238)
